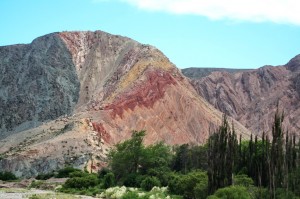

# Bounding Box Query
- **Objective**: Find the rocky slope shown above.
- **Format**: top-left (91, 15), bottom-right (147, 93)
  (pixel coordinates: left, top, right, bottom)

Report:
top-left (0, 31), bottom-right (250, 177)
top-left (183, 56), bottom-right (300, 136)
top-left (182, 68), bottom-right (249, 79)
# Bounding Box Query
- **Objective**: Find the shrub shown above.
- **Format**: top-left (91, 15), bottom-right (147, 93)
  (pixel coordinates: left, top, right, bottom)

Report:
top-left (0, 171), bottom-right (17, 181)
top-left (69, 170), bottom-right (88, 178)
top-left (194, 181), bottom-right (208, 199)
top-left (122, 191), bottom-right (140, 199)
top-left (146, 168), bottom-right (172, 186)
top-left (29, 194), bottom-right (42, 199)
top-left (168, 171), bottom-right (208, 199)
top-left (98, 167), bottom-right (110, 178)
top-left (207, 186), bottom-right (251, 199)
top-left (233, 174), bottom-right (254, 187)
top-left (29, 180), bottom-right (44, 189)
top-left (36, 172), bottom-right (54, 180)
top-left (141, 176), bottom-right (161, 191)
top-left (275, 188), bottom-right (300, 199)
top-left (63, 175), bottom-right (99, 189)
top-left (56, 167), bottom-right (81, 178)
top-left (103, 172), bottom-right (116, 188)
top-left (99, 186), bottom-right (127, 198)
top-left (123, 173), bottom-right (144, 187)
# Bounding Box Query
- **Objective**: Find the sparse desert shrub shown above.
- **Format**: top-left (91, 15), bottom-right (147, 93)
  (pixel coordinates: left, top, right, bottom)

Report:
top-left (29, 180), bottom-right (44, 189)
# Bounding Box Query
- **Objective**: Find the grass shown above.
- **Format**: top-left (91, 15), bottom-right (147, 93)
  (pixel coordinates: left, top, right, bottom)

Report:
top-left (28, 193), bottom-right (87, 199)
top-left (0, 188), bottom-right (92, 199)
top-left (0, 188), bottom-right (29, 193)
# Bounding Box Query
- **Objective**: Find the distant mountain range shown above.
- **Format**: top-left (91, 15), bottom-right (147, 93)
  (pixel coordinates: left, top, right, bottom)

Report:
top-left (182, 56), bottom-right (300, 136)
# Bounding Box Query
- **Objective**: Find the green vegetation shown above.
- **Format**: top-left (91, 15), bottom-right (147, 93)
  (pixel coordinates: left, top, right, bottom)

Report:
top-left (207, 186), bottom-right (251, 199)
top-left (55, 167), bottom-right (81, 178)
top-left (140, 176), bottom-right (161, 191)
top-left (29, 107), bottom-right (300, 199)
top-left (0, 171), bottom-right (17, 181)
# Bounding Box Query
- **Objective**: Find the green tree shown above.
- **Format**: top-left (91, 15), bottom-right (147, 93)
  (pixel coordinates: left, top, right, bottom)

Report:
top-left (140, 176), bottom-right (161, 191)
top-left (108, 130), bottom-right (173, 185)
top-left (108, 130), bottom-right (145, 180)
top-left (233, 174), bottom-right (254, 187)
top-left (168, 171), bottom-right (208, 199)
top-left (103, 172), bottom-right (115, 188)
top-left (269, 108), bottom-right (285, 198)
top-left (208, 115), bottom-right (238, 194)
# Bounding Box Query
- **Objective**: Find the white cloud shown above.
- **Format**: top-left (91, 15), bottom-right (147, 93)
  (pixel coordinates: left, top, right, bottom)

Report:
top-left (119, 0), bottom-right (300, 25)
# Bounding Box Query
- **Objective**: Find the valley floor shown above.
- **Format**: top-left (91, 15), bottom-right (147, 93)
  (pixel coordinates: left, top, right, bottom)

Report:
top-left (0, 188), bottom-right (98, 199)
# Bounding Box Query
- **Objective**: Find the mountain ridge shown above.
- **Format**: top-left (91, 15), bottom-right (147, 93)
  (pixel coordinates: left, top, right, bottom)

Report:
top-left (0, 31), bottom-right (250, 177)
top-left (182, 55), bottom-right (300, 136)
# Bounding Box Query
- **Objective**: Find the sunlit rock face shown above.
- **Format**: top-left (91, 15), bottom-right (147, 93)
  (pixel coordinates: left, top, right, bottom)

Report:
top-left (183, 55), bottom-right (300, 136)
top-left (0, 31), bottom-right (250, 177)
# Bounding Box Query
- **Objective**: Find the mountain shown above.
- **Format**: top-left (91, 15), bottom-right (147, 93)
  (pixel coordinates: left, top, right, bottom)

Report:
top-left (183, 56), bottom-right (300, 136)
top-left (0, 31), bottom-right (250, 177)
top-left (182, 68), bottom-right (250, 79)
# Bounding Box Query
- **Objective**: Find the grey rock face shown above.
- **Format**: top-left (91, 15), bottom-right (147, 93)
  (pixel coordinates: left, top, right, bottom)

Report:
top-left (0, 33), bottom-right (80, 138)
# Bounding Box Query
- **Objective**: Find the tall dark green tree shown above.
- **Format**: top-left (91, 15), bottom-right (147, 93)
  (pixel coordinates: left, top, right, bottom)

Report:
top-left (208, 115), bottom-right (238, 194)
top-left (269, 109), bottom-right (285, 198)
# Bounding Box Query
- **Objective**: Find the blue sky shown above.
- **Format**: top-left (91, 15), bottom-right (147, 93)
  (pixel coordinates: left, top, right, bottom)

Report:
top-left (1, 0), bottom-right (300, 69)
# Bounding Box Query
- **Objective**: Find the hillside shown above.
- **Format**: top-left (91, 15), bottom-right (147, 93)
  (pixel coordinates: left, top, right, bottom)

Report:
top-left (0, 31), bottom-right (250, 177)
top-left (183, 56), bottom-right (300, 136)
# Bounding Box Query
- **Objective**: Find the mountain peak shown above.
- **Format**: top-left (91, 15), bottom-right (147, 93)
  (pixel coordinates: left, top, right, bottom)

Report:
top-left (0, 30), bottom-right (250, 177)
top-left (286, 54), bottom-right (300, 71)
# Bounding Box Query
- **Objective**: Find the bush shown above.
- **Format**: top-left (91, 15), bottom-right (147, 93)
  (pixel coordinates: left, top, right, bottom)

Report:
top-left (98, 167), bottom-right (110, 178)
top-left (275, 188), bottom-right (300, 199)
top-left (0, 171), bottom-right (17, 181)
top-left (207, 186), bottom-right (251, 199)
top-left (29, 195), bottom-right (42, 199)
top-left (122, 191), bottom-right (140, 199)
top-left (69, 171), bottom-right (89, 178)
top-left (146, 168), bottom-right (172, 186)
top-left (168, 171), bottom-right (208, 199)
top-left (99, 186), bottom-right (127, 198)
top-left (194, 181), bottom-right (208, 199)
top-left (123, 173), bottom-right (144, 187)
top-left (63, 175), bottom-right (99, 189)
top-left (56, 167), bottom-right (81, 178)
top-left (233, 174), bottom-right (254, 187)
top-left (29, 180), bottom-right (44, 189)
top-left (103, 172), bottom-right (116, 188)
top-left (36, 172), bottom-right (54, 180)
top-left (141, 176), bottom-right (161, 191)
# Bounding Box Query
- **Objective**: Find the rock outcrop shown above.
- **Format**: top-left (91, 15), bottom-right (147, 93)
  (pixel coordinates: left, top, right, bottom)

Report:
top-left (0, 31), bottom-right (250, 177)
top-left (0, 34), bottom-right (79, 138)
top-left (183, 56), bottom-right (300, 136)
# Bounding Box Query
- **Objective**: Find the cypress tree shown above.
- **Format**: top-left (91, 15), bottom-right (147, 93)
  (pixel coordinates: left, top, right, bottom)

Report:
top-left (208, 115), bottom-right (237, 194)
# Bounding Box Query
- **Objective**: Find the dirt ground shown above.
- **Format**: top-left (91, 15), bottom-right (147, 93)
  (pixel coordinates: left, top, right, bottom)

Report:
top-left (0, 188), bottom-right (98, 199)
